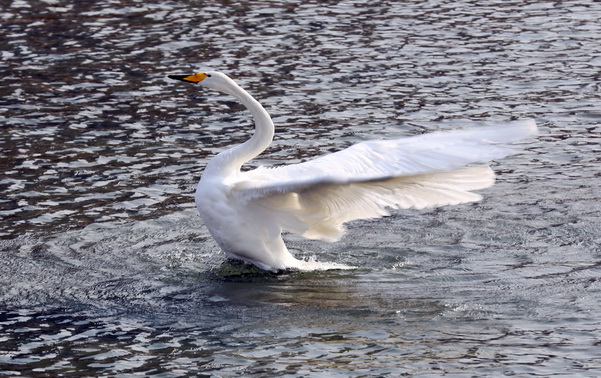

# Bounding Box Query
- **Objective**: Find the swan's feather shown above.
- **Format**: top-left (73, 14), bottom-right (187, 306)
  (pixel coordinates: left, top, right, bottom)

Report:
top-left (239, 119), bottom-right (536, 193)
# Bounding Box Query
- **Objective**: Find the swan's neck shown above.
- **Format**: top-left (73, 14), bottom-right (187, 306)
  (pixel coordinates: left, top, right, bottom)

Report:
top-left (206, 80), bottom-right (274, 177)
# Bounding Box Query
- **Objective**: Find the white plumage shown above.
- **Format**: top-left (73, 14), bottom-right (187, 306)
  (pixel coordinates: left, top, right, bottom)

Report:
top-left (168, 71), bottom-right (538, 271)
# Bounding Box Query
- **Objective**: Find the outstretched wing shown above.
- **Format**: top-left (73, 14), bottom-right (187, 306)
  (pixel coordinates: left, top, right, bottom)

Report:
top-left (234, 120), bottom-right (537, 241)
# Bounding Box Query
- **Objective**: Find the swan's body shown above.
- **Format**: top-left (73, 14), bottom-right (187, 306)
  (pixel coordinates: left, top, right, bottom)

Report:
top-left (168, 71), bottom-right (538, 271)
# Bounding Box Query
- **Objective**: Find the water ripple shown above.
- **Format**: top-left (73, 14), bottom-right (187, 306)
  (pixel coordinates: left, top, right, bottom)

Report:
top-left (1, 0), bottom-right (601, 375)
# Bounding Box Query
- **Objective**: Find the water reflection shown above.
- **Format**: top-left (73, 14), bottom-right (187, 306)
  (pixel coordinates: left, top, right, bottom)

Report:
top-left (2, 304), bottom-right (597, 376)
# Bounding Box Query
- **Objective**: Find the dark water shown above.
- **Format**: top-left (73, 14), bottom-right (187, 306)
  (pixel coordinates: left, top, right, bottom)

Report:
top-left (1, 0), bottom-right (601, 375)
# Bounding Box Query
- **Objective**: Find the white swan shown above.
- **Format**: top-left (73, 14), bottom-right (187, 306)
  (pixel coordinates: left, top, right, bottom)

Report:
top-left (168, 71), bottom-right (538, 271)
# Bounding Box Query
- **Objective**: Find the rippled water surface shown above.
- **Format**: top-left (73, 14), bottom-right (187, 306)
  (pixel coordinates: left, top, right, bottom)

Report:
top-left (2, 0), bottom-right (601, 376)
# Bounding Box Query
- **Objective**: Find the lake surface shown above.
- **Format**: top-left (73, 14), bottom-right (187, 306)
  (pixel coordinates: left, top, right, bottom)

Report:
top-left (1, 0), bottom-right (601, 376)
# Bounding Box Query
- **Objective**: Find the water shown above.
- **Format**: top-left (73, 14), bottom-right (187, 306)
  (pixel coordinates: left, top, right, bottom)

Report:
top-left (1, 0), bottom-right (601, 375)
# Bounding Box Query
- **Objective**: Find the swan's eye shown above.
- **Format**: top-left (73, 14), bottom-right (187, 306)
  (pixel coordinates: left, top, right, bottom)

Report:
top-left (206, 74), bottom-right (212, 77)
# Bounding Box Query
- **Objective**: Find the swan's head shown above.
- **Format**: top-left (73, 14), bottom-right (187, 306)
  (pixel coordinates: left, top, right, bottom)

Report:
top-left (168, 71), bottom-right (237, 95)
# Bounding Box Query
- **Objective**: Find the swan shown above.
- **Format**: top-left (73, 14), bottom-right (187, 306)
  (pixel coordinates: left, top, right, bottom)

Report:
top-left (168, 71), bottom-right (538, 272)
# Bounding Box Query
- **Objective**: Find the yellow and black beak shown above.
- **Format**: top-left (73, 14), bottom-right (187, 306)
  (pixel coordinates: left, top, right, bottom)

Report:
top-left (168, 72), bottom-right (208, 83)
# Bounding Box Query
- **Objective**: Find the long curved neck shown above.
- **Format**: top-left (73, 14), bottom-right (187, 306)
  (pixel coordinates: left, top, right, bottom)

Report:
top-left (206, 80), bottom-right (274, 176)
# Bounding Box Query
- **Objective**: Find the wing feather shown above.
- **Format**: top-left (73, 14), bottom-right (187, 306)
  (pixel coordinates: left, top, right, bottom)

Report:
top-left (250, 166), bottom-right (494, 242)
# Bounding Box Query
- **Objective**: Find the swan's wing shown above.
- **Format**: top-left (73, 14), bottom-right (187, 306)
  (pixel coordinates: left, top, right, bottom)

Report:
top-left (268, 119), bottom-right (537, 181)
top-left (234, 120), bottom-right (537, 241)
